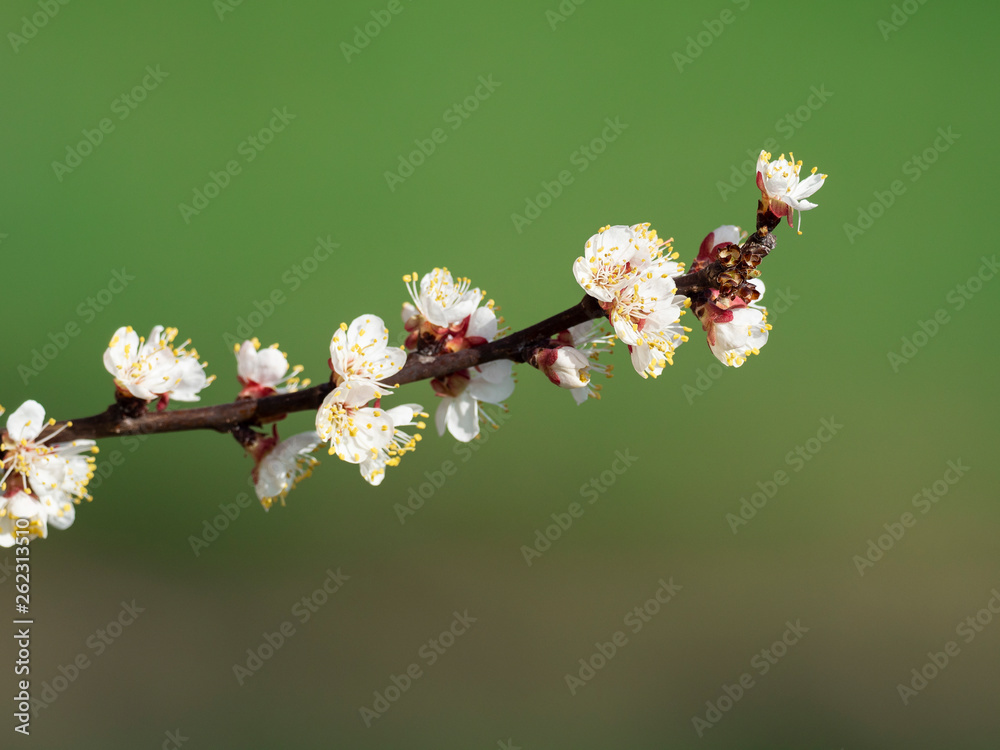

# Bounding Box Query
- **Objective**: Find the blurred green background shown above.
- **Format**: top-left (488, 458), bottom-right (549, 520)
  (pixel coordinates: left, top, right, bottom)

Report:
top-left (2, 0), bottom-right (997, 747)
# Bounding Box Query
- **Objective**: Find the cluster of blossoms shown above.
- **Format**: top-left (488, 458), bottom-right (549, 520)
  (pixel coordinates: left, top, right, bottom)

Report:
top-left (573, 223), bottom-right (690, 378)
top-left (568, 150), bottom-right (827, 370)
top-left (0, 401), bottom-right (97, 546)
top-left (314, 313), bottom-right (426, 487)
top-left (402, 269), bottom-right (515, 441)
top-left (1, 147), bottom-right (826, 545)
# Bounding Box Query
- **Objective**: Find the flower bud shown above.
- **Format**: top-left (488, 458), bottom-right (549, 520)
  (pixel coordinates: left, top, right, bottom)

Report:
top-left (532, 346), bottom-right (591, 389)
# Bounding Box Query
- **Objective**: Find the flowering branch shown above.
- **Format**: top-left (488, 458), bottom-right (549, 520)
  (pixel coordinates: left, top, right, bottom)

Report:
top-left (1, 148), bottom-right (828, 545)
top-left (46, 264), bottom-right (745, 443)
top-left (49, 294), bottom-right (608, 443)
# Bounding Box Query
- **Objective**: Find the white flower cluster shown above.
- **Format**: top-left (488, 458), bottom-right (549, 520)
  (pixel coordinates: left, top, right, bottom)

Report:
top-left (402, 269), bottom-right (515, 441)
top-left (574, 223), bottom-right (690, 378)
top-left (0, 401), bottom-right (97, 546)
top-left (316, 314), bottom-right (426, 487)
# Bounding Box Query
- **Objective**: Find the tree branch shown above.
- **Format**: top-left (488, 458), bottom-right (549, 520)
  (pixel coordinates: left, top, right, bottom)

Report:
top-left (47, 294), bottom-right (610, 442)
top-left (40, 247), bottom-right (751, 444)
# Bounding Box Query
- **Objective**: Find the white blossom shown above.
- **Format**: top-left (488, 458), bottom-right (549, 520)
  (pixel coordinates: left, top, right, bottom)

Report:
top-left (103, 325), bottom-right (214, 404)
top-left (253, 431), bottom-right (322, 510)
top-left (0, 400), bottom-right (97, 539)
top-left (403, 268), bottom-right (484, 328)
top-left (236, 339), bottom-right (307, 398)
top-left (756, 151), bottom-right (827, 233)
top-left (329, 314), bottom-right (406, 394)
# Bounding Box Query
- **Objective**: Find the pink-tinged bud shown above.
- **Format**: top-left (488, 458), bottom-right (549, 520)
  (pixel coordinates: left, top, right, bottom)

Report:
top-left (533, 346), bottom-right (591, 389)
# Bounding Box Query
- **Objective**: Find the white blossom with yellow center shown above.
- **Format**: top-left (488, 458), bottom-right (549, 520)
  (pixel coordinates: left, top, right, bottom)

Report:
top-left (403, 268), bottom-right (484, 328)
top-left (360, 404), bottom-right (426, 486)
top-left (315, 383), bottom-right (395, 465)
top-left (755, 150), bottom-right (827, 233)
top-left (0, 400), bottom-right (98, 537)
top-left (329, 314), bottom-right (407, 395)
top-left (103, 325), bottom-right (214, 402)
top-left (235, 338), bottom-right (307, 395)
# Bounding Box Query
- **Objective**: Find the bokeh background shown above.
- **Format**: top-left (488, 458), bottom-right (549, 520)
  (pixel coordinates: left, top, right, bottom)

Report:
top-left (2, 0), bottom-right (997, 747)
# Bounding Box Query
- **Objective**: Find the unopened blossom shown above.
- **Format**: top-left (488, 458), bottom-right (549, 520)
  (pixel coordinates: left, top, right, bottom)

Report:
top-left (235, 339), bottom-right (308, 399)
top-left (251, 431), bottom-right (322, 510)
top-left (0, 400), bottom-right (97, 537)
top-left (360, 403), bottom-right (426, 486)
top-left (329, 314), bottom-right (407, 394)
top-left (533, 346), bottom-right (591, 390)
top-left (0, 491), bottom-right (47, 547)
top-left (403, 268), bottom-right (484, 328)
top-left (756, 151), bottom-right (827, 233)
top-left (697, 280), bottom-right (770, 367)
top-left (103, 325), bottom-right (214, 406)
top-left (558, 321), bottom-right (615, 404)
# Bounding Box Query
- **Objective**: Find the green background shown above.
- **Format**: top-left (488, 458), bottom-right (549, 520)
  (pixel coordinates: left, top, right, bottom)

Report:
top-left (2, 0), bottom-right (997, 747)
